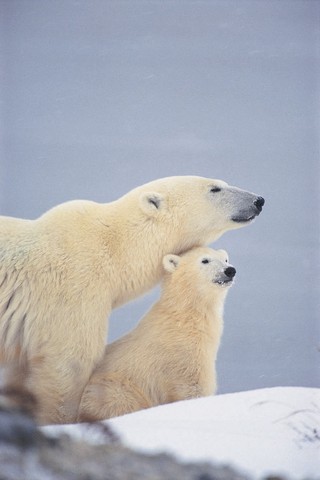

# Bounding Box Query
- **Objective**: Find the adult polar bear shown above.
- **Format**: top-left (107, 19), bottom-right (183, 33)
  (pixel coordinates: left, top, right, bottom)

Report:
top-left (0, 176), bottom-right (264, 424)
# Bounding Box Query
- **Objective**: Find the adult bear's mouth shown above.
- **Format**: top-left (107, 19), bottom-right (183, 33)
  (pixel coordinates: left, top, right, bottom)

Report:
top-left (231, 214), bottom-right (256, 223)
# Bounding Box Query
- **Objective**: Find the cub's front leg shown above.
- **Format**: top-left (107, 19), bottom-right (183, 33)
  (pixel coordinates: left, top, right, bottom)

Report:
top-left (78, 372), bottom-right (152, 422)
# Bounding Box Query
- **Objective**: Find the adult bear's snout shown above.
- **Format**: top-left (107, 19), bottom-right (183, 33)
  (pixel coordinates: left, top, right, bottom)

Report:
top-left (254, 196), bottom-right (265, 213)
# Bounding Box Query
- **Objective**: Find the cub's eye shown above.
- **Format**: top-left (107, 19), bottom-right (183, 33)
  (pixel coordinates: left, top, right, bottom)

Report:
top-left (202, 259), bottom-right (209, 264)
top-left (225, 259), bottom-right (228, 263)
top-left (210, 186), bottom-right (221, 193)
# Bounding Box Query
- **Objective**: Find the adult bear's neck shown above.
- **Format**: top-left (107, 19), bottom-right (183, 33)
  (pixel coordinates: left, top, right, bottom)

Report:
top-left (97, 201), bottom-right (189, 309)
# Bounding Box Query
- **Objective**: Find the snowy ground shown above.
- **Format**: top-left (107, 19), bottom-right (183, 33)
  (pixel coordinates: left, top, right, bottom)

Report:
top-left (43, 387), bottom-right (320, 479)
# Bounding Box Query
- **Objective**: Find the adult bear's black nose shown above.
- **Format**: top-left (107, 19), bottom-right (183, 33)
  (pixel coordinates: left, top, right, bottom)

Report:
top-left (254, 196), bottom-right (265, 212)
top-left (224, 266), bottom-right (236, 278)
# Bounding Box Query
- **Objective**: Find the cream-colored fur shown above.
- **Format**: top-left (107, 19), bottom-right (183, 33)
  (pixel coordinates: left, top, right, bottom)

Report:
top-left (0, 176), bottom-right (262, 424)
top-left (78, 247), bottom-right (235, 421)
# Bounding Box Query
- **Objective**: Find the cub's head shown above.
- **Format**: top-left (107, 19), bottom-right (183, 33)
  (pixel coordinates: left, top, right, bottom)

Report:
top-left (162, 247), bottom-right (236, 300)
top-left (131, 176), bottom-right (264, 247)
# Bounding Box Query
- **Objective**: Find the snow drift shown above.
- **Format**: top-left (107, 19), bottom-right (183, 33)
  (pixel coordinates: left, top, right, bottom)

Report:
top-left (43, 387), bottom-right (320, 479)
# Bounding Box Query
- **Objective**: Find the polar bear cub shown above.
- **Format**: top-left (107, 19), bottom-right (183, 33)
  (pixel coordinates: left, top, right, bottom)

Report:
top-left (78, 247), bottom-right (236, 421)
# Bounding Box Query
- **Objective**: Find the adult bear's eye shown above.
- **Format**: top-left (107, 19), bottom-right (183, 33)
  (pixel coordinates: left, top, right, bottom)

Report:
top-left (202, 259), bottom-right (209, 264)
top-left (210, 186), bottom-right (221, 193)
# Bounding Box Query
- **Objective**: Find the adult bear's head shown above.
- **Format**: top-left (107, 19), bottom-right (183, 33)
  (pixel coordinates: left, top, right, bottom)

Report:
top-left (131, 176), bottom-right (264, 247)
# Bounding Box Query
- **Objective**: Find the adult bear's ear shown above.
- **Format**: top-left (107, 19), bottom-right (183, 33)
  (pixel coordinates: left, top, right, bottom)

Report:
top-left (163, 254), bottom-right (180, 273)
top-left (139, 191), bottom-right (164, 216)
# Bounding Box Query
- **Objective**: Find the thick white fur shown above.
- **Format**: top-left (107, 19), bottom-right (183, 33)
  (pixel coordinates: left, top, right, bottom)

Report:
top-left (78, 247), bottom-right (234, 421)
top-left (0, 176), bottom-right (260, 424)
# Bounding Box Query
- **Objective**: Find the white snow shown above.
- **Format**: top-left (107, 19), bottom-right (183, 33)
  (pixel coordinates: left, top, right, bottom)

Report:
top-left (43, 387), bottom-right (320, 479)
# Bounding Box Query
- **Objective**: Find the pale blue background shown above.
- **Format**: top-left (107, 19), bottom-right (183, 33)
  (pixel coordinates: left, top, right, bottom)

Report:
top-left (1, 0), bottom-right (319, 393)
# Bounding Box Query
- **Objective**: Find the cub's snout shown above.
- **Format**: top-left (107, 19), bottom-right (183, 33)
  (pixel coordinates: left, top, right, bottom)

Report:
top-left (224, 266), bottom-right (236, 279)
top-left (215, 264), bottom-right (236, 286)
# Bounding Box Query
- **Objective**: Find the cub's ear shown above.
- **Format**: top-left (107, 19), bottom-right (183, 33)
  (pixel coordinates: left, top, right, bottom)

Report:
top-left (139, 191), bottom-right (165, 216)
top-left (163, 254), bottom-right (180, 273)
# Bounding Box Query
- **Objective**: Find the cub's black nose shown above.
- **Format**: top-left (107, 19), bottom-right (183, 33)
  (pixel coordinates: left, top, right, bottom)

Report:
top-left (254, 196), bottom-right (265, 212)
top-left (224, 266), bottom-right (236, 278)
